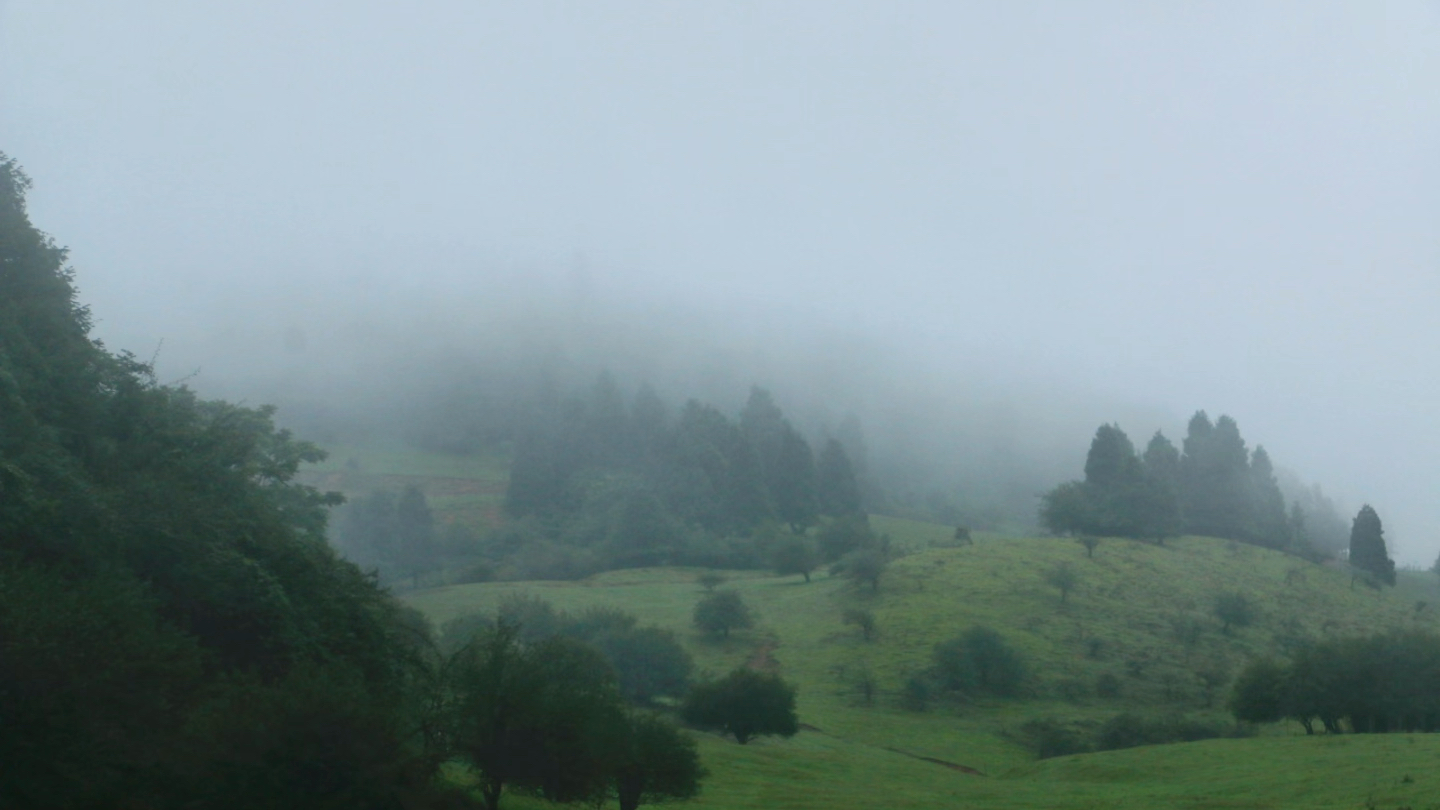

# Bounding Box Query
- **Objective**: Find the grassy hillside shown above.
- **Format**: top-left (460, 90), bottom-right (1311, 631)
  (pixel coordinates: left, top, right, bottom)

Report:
top-left (405, 527), bottom-right (1440, 809)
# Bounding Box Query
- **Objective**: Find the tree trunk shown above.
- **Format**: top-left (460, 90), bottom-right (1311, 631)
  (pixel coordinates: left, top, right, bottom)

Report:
top-left (482, 779), bottom-right (504, 810)
top-left (803, 571), bottom-right (810, 583)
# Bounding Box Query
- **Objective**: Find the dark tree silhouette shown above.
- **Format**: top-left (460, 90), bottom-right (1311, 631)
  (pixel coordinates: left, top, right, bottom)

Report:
top-left (1349, 504), bottom-right (1396, 586)
top-left (681, 668), bottom-right (799, 744)
top-left (692, 591), bottom-right (753, 640)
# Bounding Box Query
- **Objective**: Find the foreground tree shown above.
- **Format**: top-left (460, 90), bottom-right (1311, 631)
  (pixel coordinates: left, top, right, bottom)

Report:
top-left (681, 668), bottom-right (799, 744)
top-left (1348, 505), bottom-right (1395, 586)
top-left (0, 154), bottom-right (427, 809)
top-left (612, 712), bottom-right (706, 810)
top-left (448, 624), bottom-right (625, 810)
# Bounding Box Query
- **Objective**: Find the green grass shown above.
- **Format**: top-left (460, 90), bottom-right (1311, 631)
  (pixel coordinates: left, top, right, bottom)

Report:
top-left (407, 524), bottom-right (1440, 809)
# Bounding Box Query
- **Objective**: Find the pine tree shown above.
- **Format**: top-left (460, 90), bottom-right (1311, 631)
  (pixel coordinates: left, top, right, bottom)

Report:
top-left (1348, 504), bottom-right (1395, 586)
top-left (816, 438), bottom-right (862, 516)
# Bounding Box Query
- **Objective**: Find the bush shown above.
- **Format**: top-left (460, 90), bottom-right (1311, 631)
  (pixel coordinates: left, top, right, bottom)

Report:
top-left (899, 672), bottom-right (933, 712)
top-left (692, 591), bottom-right (753, 640)
top-left (681, 668), bottom-right (799, 744)
top-left (1020, 718), bottom-right (1091, 759)
top-left (932, 626), bottom-right (1027, 697)
top-left (1213, 592), bottom-right (1258, 634)
top-left (1095, 672), bottom-right (1122, 699)
top-left (1094, 713), bottom-right (1244, 751)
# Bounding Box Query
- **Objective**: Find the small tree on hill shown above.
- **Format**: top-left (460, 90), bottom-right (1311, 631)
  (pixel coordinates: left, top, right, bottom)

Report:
top-left (1348, 505), bottom-right (1395, 586)
top-left (1077, 535), bottom-right (1100, 558)
top-left (1045, 562), bottom-right (1079, 604)
top-left (772, 536), bottom-right (819, 583)
top-left (681, 668), bottom-right (799, 744)
top-left (1213, 592), bottom-right (1257, 635)
top-left (842, 608), bottom-right (877, 641)
top-left (693, 591), bottom-right (753, 640)
top-left (839, 548), bottom-right (887, 592)
top-left (932, 626), bottom-right (1027, 697)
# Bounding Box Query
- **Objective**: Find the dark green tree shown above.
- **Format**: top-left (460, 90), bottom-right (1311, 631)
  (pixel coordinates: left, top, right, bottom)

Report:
top-left (593, 626), bottom-right (695, 706)
top-left (681, 668), bottom-right (799, 744)
top-left (771, 535), bottom-right (820, 582)
top-left (816, 438), bottom-right (862, 516)
top-left (1248, 446), bottom-right (1291, 550)
top-left (932, 626), bottom-right (1027, 697)
top-left (692, 590), bottom-right (754, 640)
top-left (448, 624), bottom-right (625, 810)
top-left (611, 711), bottom-right (706, 810)
top-left (771, 423), bottom-right (819, 533)
top-left (1213, 592), bottom-right (1258, 634)
top-left (1348, 504), bottom-right (1395, 586)
top-left (1045, 562), bottom-right (1080, 604)
top-left (839, 547), bottom-right (888, 592)
top-left (1180, 413), bottom-right (1254, 541)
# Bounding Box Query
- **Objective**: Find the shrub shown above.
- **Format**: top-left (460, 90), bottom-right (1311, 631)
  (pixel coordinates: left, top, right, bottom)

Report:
top-left (681, 668), bottom-right (798, 744)
top-left (1095, 672), bottom-right (1122, 699)
top-left (1020, 718), bottom-right (1091, 759)
top-left (932, 626), bottom-right (1027, 697)
top-left (1214, 592), bottom-right (1258, 634)
top-left (692, 591), bottom-right (753, 640)
top-left (842, 608), bottom-right (877, 641)
top-left (899, 673), bottom-right (933, 712)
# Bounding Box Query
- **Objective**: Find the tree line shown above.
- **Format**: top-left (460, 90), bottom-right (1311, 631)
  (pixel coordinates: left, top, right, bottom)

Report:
top-left (1040, 414), bottom-right (1356, 560)
top-left (1231, 632), bottom-right (1440, 734)
top-left (435, 379), bottom-right (867, 579)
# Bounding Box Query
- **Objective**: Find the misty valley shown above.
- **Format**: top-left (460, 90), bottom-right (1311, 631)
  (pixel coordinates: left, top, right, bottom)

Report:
top-left (6, 151), bottom-right (1440, 810)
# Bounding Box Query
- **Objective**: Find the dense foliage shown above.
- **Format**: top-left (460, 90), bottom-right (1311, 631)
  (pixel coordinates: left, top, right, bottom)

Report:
top-left (0, 155), bottom-right (430, 807)
top-left (1041, 414), bottom-right (1343, 556)
top-left (681, 667), bottom-right (800, 745)
top-left (1231, 632), bottom-right (1440, 734)
top-left (494, 381), bottom-right (864, 577)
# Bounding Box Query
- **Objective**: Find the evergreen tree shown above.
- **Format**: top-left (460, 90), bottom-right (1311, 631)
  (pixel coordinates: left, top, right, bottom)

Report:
top-left (1180, 412), bottom-right (1254, 541)
top-left (816, 438), bottom-right (863, 516)
top-left (1348, 504), bottom-right (1395, 586)
top-left (771, 422), bottom-right (819, 533)
top-left (1247, 446), bottom-right (1291, 550)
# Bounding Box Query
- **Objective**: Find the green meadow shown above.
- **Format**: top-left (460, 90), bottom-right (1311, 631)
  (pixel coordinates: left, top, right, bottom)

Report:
top-left (404, 524), bottom-right (1440, 809)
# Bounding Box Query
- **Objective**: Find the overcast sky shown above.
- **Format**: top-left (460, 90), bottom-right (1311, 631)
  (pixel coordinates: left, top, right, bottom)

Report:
top-left (2, 2), bottom-right (1437, 559)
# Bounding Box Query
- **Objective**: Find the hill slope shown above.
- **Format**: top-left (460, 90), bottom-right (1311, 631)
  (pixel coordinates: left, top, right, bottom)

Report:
top-left (406, 524), bottom-right (1440, 808)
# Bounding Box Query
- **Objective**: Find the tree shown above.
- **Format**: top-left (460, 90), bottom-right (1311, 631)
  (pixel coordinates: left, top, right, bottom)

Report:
top-left (681, 668), bottom-right (799, 744)
top-left (932, 627), bottom-right (1027, 697)
top-left (842, 608), bottom-right (877, 641)
top-left (1348, 504), bottom-right (1395, 586)
top-left (1213, 592), bottom-right (1257, 634)
top-left (0, 154), bottom-right (428, 808)
top-left (611, 712), bottom-right (706, 810)
top-left (1077, 535), bottom-right (1100, 558)
top-left (1045, 562), bottom-right (1079, 604)
top-left (771, 423), bottom-right (819, 533)
top-left (692, 591), bottom-right (753, 640)
top-left (448, 624), bottom-right (625, 810)
top-left (593, 626), bottom-right (694, 706)
top-left (772, 535), bottom-right (819, 582)
top-left (816, 438), bottom-right (862, 516)
top-left (1180, 413), bottom-right (1254, 541)
top-left (839, 547), bottom-right (888, 592)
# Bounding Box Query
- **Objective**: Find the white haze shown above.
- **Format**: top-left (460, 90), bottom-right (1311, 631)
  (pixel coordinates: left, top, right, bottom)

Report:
top-left (2, 2), bottom-right (1437, 560)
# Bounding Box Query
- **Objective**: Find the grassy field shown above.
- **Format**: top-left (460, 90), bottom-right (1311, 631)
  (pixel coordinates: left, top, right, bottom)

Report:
top-left (405, 528), bottom-right (1440, 809)
top-left (311, 442), bottom-right (1440, 808)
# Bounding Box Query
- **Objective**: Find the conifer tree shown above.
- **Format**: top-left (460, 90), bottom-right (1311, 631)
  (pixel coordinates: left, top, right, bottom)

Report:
top-left (1348, 504), bottom-right (1395, 586)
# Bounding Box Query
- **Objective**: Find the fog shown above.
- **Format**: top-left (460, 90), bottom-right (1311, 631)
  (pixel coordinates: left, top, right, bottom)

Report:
top-left (3, 3), bottom-right (1437, 558)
